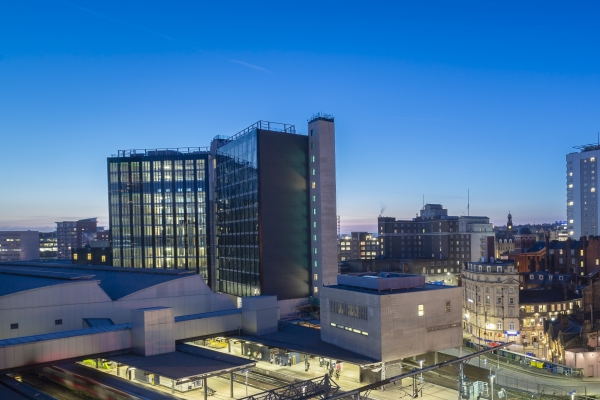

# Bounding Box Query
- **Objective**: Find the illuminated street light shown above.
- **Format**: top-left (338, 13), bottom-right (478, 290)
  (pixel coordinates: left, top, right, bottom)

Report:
top-left (569, 390), bottom-right (576, 400)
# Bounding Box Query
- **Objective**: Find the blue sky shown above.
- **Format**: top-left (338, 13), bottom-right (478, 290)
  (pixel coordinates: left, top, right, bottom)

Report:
top-left (1, 1), bottom-right (599, 233)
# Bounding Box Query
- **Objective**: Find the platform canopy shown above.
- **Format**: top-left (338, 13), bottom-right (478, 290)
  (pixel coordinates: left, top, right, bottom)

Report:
top-left (109, 344), bottom-right (255, 382)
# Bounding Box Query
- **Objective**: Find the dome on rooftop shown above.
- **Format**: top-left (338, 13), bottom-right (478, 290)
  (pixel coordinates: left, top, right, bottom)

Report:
top-left (517, 226), bottom-right (533, 235)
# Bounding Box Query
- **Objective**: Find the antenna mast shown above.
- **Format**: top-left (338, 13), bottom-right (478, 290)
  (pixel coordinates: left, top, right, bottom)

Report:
top-left (468, 189), bottom-right (470, 216)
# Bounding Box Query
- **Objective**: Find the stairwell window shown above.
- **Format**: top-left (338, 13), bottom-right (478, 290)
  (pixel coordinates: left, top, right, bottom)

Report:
top-left (418, 304), bottom-right (424, 316)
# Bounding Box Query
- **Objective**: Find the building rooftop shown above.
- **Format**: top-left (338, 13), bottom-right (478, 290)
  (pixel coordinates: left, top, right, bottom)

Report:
top-left (573, 143), bottom-right (600, 153)
top-left (522, 271), bottom-right (572, 287)
top-left (524, 241), bottom-right (546, 253)
top-left (112, 147), bottom-right (210, 158)
top-left (0, 261), bottom-right (195, 300)
top-left (519, 288), bottom-right (581, 304)
top-left (336, 272), bottom-right (425, 292)
top-left (110, 343), bottom-right (255, 380)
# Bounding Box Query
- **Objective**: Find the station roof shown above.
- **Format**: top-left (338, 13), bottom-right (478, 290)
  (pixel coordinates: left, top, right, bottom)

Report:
top-left (233, 323), bottom-right (378, 365)
top-left (110, 344), bottom-right (254, 381)
top-left (0, 323), bottom-right (131, 348)
top-left (0, 261), bottom-right (194, 300)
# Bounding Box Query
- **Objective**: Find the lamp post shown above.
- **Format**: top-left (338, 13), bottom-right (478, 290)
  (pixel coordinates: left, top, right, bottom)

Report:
top-left (418, 359), bottom-right (424, 379)
top-left (569, 390), bottom-right (576, 400)
top-left (488, 372), bottom-right (496, 400)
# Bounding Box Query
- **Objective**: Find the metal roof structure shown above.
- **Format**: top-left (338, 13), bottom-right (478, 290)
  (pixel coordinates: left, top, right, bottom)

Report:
top-left (0, 324), bottom-right (131, 348)
top-left (233, 323), bottom-right (378, 365)
top-left (0, 261), bottom-right (194, 300)
top-left (174, 308), bottom-right (241, 322)
top-left (109, 343), bottom-right (255, 380)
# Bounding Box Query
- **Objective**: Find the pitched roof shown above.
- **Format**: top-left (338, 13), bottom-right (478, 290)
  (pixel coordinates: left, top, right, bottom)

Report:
top-left (519, 288), bottom-right (581, 304)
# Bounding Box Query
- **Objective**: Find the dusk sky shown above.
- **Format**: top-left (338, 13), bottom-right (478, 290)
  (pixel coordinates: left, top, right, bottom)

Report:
top-left (1, 1), bottom-right (599, 233)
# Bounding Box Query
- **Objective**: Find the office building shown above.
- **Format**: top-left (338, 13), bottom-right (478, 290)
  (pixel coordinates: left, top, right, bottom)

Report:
top-left (566, 144), bottom-right (600, 239)
top-left (338, 232), bottom-right (378, 261)
top-left (462, 261), bottom-right (521, 344)
top-left (107, 148), bottom-right (210, 279)
top-left (321, 272), bottom-right (462, 362)
top-left (213, 117), bottom-right (337, 302)
top-left (39, 231), bottom-right (58, 260)
top-left (108, 117), bottom-right (337, 306)
top-left (378, 204), bottom-right (493, 265)
top-left (56, 218), bottom-right (98, 259)
top-left (0, 231), bottom-right (39, 262)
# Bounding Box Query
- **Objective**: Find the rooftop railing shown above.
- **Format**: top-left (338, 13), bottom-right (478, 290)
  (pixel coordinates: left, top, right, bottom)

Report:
top-left (226, 120), bottom-right (297, 142)
top-left (114, 147), bottom-right (210, 158)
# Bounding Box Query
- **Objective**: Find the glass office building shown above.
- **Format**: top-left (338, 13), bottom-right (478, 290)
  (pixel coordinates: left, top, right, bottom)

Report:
top-left (108, 148), bottom-right (210, 281)
top-left (213, 121), bottom-right (312, 300)
top-left (214, 131), bottom-right (260, 297)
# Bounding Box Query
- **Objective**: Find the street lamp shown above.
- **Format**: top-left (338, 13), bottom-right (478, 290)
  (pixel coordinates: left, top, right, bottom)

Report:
top-left (417, 359), bottom-right (425, 379)
top-left (568, 390), bottom-right (576, 400)
top-left (488, 372), bottom-right (496, 400)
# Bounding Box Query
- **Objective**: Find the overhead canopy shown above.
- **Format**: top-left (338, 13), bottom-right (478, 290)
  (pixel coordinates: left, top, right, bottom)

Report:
top-left (109, 344), bottom-right (255, 381)
top-left (233, 323), bottom-right (378, 365)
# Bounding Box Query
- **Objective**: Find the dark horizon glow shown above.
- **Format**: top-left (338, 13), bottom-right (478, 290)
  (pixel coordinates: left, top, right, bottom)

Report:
top-left (1, 1), bottom-right (599, 234)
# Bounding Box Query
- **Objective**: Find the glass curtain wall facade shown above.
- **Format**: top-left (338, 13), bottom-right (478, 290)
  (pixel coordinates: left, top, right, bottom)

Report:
top-left (214, 132), bottom-right (260, 297)
top-left (108, 150), bottom-right (209, 281)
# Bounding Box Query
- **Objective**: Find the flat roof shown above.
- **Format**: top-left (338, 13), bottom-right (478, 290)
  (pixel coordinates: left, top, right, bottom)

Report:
top-left (326, 282), bottom-right (458, 296)
top-left (110, 344), bottom-right (254, 380)
top-left (0, 261), bottom-right (194, 300)
top-left (233, 323), bottom-right (377, 365)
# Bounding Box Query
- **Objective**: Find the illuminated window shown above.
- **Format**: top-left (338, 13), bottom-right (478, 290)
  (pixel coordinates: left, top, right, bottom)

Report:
top-left (311, 182), bottom-right (316, 189)
top-left (314, 274), bottom-right (318, 280)
top-left (592, 157), bottom-right (596, 162)
top-left (313, 208), bottom-right (316, 215)
top-left (101, 255), bottom-right (106, 262)
top-left (593, 188), bottom-right (596, 193)
top-left (87, 253), bottom-right (92, 260)
top-left (312, 169), bottom-right (316, 176)
top-left (313, 287), bottom-right (318, 294)
top-left (73, 254), bottom-right (78, 260)
top-left (311, 155), bottom-right (315, 162)
top-left (418, 304), bottom-right (424, 316)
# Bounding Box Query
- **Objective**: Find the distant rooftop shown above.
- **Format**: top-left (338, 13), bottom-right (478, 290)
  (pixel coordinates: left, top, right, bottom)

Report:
top-left (113, 147), bottom-right (210, 158)
top-left (573, 143), bottom-right (600, 153)
top-left (520, 288), bottom-right (581, 304)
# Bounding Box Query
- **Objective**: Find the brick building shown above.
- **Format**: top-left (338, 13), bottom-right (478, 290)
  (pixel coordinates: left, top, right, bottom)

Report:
top-left (547, 236), bottom-right (600, 276)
